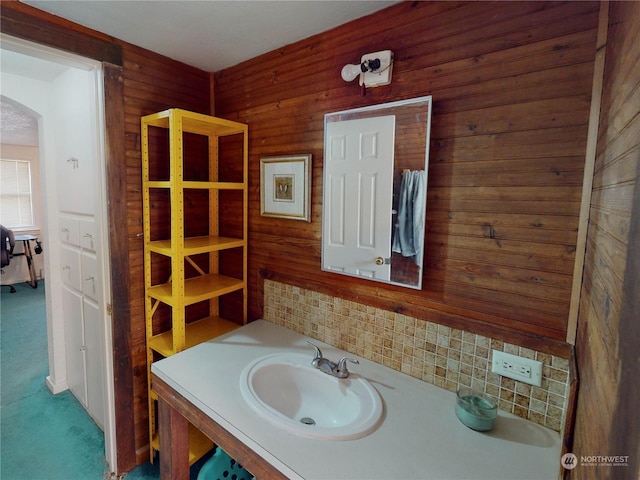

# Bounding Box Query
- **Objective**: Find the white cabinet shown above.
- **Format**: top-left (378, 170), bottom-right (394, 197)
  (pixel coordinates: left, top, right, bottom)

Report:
top-left (83, 298), bottom-right (104, 429)
top-left (60, 246), bottom-right (81, 291)
top-left (62, 287), bottom-right (86, 406)
top-left (81, 252), bottom-right (100, 302)
top-left (59, 215), bottom-right (105, 428)
top-left (54, 69), bottom-right (97, 216)
top-left (79, 219), bottom-right (97, 251)
top-left (59, 216), bottom-right (79, 245)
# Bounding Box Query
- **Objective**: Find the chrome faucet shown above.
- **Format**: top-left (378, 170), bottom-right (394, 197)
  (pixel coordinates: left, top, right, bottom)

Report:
top-left (305, 340), bottom-right (359, 379)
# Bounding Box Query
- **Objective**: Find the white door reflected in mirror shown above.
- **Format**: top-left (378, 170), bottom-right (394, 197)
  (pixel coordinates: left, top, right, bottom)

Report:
top-left (322, 96), bottom-right (432, 289)
top-left (323, 115), bottom-right (395, 281)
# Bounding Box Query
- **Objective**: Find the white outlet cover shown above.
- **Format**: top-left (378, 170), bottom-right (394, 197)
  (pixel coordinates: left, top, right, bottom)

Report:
top-left (491, 350), bottom-right (543, 387)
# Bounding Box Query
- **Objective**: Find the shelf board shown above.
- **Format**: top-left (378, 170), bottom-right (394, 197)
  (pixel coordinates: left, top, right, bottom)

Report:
top-left (151, 423), bottom-right (214, 466)
top-left (149, 315), bottom-right (241, 357)
top-left (188, 426), bottom-right (214, 466)
top-left (184, 181), bottom-right (245, 190)
top-left (148, 236), bottom-right (245, 256)
top-left (148, 273), bottom-right (244, 306)
top-left (146, 180), bottom-right (170, 188)
top-left (142, 108), bottom-right (247, 137)
top-left (144, 181), bottom-right (245, 190)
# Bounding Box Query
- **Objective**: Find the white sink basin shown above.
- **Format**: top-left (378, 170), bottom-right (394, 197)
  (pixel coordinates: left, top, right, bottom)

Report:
top-left (239, 353), bottom-right (383, 440)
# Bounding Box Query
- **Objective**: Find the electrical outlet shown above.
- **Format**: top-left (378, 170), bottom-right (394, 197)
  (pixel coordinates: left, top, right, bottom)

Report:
top-left (491, 350), bottom-right (543, 386)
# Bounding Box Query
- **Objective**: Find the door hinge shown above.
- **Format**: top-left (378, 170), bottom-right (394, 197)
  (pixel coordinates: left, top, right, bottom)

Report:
top-left (106, 303), bottom-right (113, 316)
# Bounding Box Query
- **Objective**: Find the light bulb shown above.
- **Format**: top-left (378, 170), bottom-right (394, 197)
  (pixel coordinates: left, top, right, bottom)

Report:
top-left (341, 63), bottom-right (362, 82)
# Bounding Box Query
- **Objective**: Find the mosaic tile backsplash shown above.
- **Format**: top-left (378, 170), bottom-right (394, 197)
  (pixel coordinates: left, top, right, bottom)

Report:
top-left (263, 280), bottom-right (569, 432)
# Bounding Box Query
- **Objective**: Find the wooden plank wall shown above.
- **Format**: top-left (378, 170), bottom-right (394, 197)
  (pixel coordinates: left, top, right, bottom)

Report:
top-left (120, 45), bottom-right (211, 461)
top-left (214, 1), bottom-right (599, 354)
top-left (571, 1), bottom-right (640, 478)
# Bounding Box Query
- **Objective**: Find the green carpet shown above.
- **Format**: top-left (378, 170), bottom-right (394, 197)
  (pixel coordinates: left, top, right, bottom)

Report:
top-left (1, 281), bottom-right (211, 480)
top-left (1, 282), bottom-right (107, 479)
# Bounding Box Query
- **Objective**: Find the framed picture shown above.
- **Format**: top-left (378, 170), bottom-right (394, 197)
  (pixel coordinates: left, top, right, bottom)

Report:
top-left (260, 154), bottom-right (312, 222)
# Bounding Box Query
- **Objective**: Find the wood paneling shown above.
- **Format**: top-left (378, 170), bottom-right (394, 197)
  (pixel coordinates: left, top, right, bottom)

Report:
top-left (214, 1), bottom-right (599, 348)
top-left (571, 1), bottom-right (640, 478)
top-left (0, 2), bottom-right (122, 65)
top-left (103, 61), bottom-right (136, 472)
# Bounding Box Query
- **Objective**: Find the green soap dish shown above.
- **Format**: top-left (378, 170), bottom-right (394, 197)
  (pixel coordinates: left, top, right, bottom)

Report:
top-left (455, 387), bottom-right (498, 432)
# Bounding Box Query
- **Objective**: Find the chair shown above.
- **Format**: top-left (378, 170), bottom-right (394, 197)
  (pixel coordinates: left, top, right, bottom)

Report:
top-left (1, 224), bottom-right (16, 293)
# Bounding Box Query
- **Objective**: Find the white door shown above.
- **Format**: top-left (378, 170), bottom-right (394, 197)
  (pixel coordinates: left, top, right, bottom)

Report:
top-left (323, 115), bottom-right (395, 280)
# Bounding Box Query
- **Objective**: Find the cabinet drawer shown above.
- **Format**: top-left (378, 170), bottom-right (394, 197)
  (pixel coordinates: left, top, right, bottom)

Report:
top-left (79, 219), bottom-right (97, 251)
top-left (59, 216), bottom-right (80, 246)
top-left (81, 252), bottom-right (100, 302)
top-left (60, 247), bottom-right (82, 291)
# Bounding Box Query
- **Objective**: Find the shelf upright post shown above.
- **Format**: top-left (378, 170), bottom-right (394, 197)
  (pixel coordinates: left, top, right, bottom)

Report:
top-left (141, 113), bottom-right (155, 461)
top-left (242, 125), bottom-right (249, 322)
top-left (208, 131), bottom-right (220, 320)
top-left (169, 110), bottom-right (186, 353)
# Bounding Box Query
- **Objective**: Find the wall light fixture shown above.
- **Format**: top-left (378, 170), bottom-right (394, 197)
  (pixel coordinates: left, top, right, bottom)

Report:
top-left (341, 50), bottom-right (393, 88)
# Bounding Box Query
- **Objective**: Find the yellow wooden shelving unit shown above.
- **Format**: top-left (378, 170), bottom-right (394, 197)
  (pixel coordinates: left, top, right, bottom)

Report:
top-left (141, 108), bottom-right (248, 464)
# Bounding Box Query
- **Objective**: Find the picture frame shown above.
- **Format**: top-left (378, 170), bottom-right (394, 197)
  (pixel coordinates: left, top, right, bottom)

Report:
top-left (260, 154), bottom-right (312, 222)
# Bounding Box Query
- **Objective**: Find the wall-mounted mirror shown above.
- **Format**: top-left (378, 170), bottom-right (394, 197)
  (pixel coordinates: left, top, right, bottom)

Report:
top-left (322, 96), bottom-right (432, 289)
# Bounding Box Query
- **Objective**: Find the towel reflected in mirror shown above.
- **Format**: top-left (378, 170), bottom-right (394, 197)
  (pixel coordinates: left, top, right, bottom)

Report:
top-left (392, 169), bottom-right (426, 265)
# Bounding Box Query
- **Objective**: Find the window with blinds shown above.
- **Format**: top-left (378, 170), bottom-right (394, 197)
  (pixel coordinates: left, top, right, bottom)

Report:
top-left (0, 158), bottom-right (35, 229)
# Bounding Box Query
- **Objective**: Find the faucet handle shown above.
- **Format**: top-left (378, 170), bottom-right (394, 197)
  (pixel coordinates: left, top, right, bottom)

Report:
top-left (305, 340), bottom-right (323, 361)
top-left (336, 357), bottom-right (359, 378)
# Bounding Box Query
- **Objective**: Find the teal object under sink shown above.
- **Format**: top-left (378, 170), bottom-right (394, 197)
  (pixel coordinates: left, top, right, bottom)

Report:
top-left (197, 447), bottom-right (253, 480)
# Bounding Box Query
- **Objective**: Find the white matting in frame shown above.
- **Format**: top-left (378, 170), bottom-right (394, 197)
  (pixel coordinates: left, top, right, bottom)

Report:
top-left (260, 154), bottom-right (312, 221)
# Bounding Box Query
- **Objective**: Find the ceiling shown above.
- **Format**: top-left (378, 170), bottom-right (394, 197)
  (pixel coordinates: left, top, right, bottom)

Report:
top-left (1, 49), bottom-right (73, 147)
top-left (1, 96), bottom-right (39, 147)
top-left (2, 1), bottom-right (397, 147)
top-left (22, 1), bottom-right (399, 72)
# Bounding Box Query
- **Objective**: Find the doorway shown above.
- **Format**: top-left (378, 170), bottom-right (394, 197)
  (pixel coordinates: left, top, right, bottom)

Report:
top-left (0, 35), bottom-right (117, 471)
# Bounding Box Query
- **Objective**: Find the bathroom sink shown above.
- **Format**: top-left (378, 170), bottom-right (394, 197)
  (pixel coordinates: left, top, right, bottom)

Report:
top-left (239, 353), bottom-right (383, 440)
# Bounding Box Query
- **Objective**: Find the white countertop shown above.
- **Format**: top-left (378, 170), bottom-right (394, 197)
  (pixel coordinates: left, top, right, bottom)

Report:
top-left (152, 320), bottom-right (562, 480)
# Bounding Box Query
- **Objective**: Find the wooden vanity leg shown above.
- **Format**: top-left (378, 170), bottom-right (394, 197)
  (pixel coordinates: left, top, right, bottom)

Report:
top-left (158, 397), bottom-right (190, 480)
